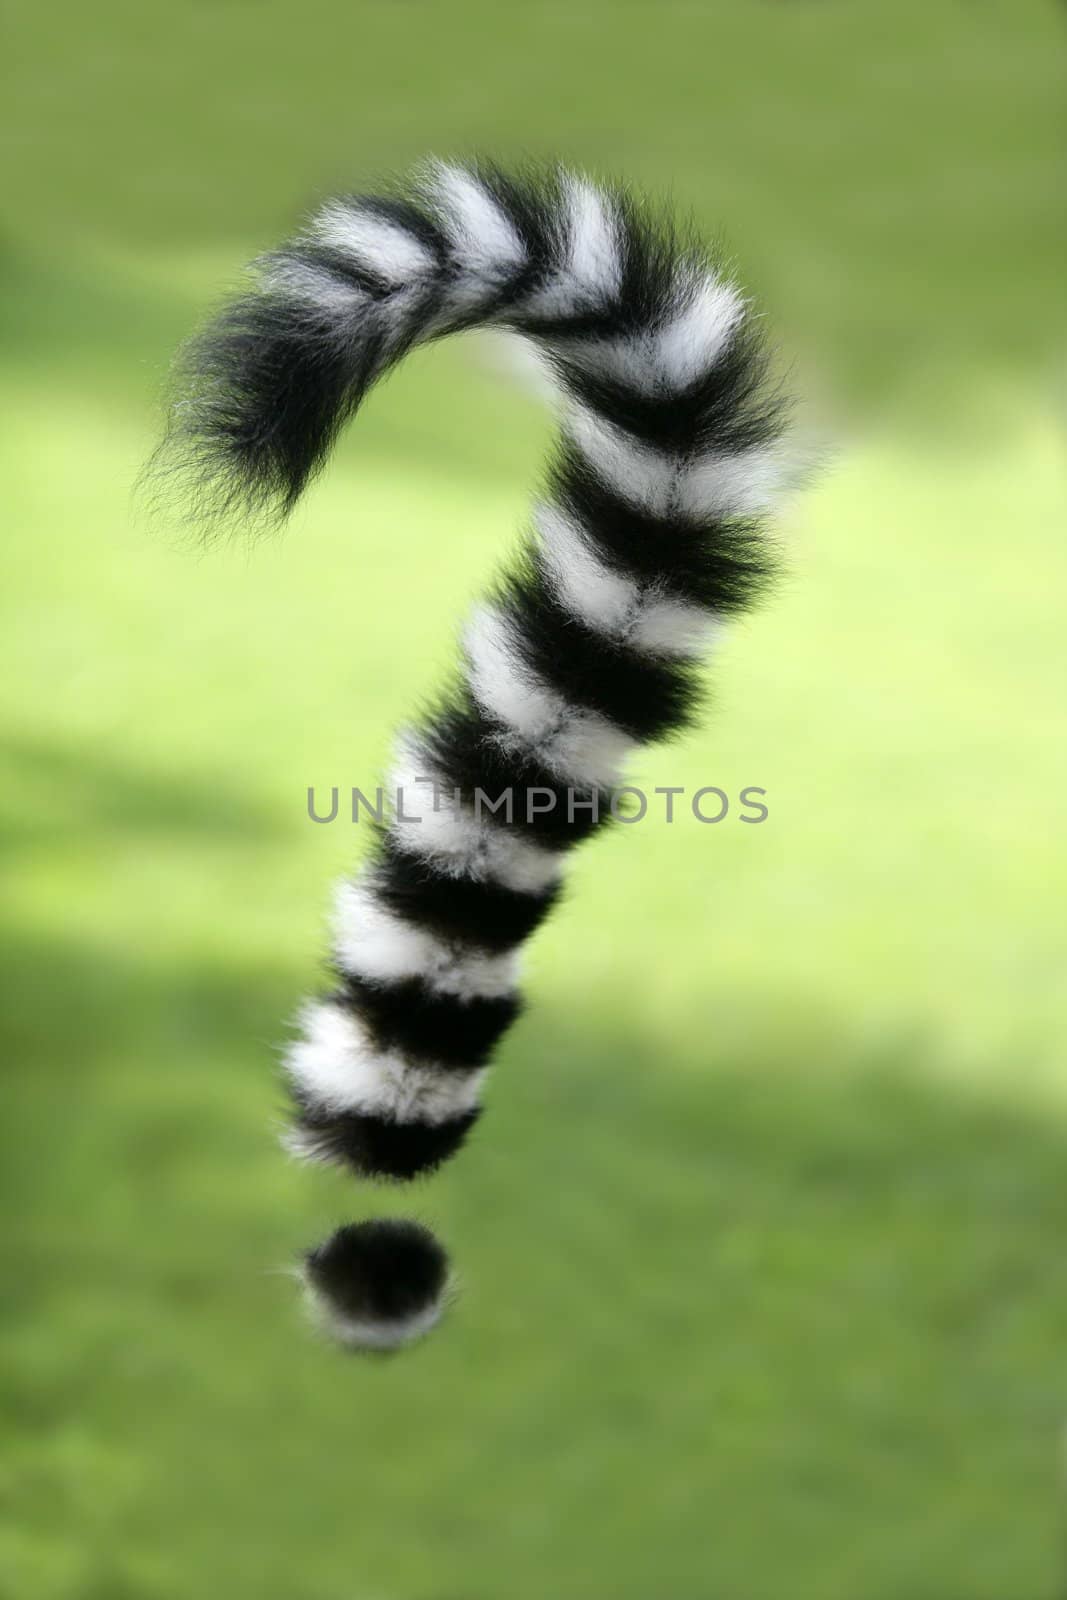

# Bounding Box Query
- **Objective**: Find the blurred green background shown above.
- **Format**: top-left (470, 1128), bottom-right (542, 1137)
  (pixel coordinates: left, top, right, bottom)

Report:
top-left (2, 2), bottom-right (1065, 1596)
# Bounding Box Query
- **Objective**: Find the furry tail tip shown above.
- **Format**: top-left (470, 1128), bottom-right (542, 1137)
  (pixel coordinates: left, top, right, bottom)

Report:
top-left (301, 1219), bottom-right (451, 1352)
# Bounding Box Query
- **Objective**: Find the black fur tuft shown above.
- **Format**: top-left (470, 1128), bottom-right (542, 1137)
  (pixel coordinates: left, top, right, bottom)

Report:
top-left (304, 1220), bottom-right (450, 1350)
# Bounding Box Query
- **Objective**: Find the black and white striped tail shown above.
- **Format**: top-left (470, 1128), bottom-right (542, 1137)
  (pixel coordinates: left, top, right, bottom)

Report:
top-left (155, 161), bottom-right (792, 1350)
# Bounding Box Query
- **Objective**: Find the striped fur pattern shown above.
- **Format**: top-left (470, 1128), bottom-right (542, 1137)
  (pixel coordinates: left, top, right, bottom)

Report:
top-left (157, 161), bottom-right (791, 1346)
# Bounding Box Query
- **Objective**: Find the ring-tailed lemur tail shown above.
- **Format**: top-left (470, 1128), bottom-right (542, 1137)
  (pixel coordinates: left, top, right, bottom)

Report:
top-left (155, 160), bottom-right (793, 1352)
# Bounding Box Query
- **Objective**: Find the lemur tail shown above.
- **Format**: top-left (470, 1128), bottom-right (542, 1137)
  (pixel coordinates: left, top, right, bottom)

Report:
top-left (154, 160), bottom-right (793, 1350)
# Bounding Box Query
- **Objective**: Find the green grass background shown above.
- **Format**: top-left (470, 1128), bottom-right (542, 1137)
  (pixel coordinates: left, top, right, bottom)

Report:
top-left (2, 3), bottom-right (1065, 1596)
